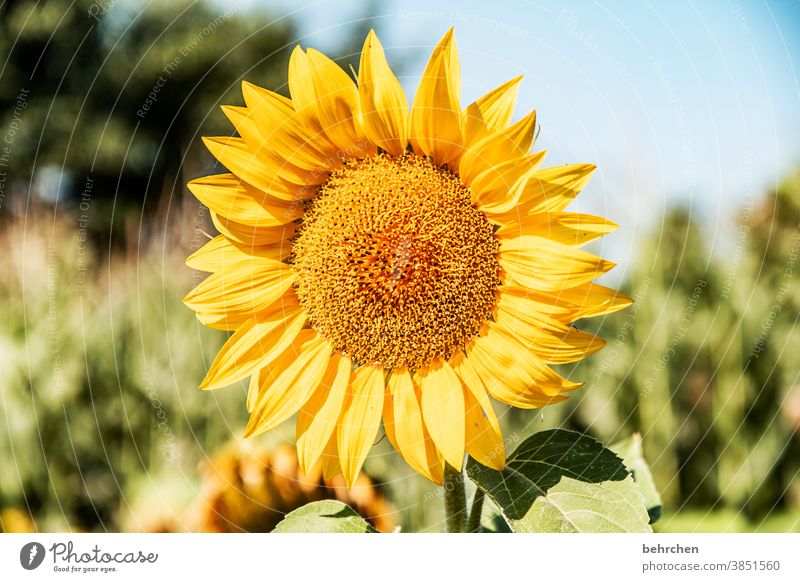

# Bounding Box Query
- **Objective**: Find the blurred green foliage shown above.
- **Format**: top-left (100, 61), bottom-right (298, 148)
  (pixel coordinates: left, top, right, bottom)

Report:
top-left (0, 209), bottom-right (239, 530)
top-left (1, 0), bottom-right (299, 240)
top-left (545, 170), bottom-right (800, 531)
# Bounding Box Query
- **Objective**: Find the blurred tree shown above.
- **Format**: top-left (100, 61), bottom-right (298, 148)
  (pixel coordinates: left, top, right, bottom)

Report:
top-left (548, 172), bottom-right (800, 526)
top-left (731, 170), bottom-right (800, 518)
top-left (0, 0), bottom-right (301, 242)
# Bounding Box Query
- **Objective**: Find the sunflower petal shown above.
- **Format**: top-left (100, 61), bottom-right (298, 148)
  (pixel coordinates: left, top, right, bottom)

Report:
top-left (194, 284), bottom-right (297, 331)
top-left (358, 30), bottom-right (409, 156)
top-left (495, 287), bottom-right (571, 333)
top-left (450, 352), bottom-right (505, 470)
top-left (470, 153), bottom-right (546, 214)
top-left (239, 81), bottom-right (341, 171)
top-left (210, 212), bottom-right (298, 248)
top-left (200, 303), bottom-right (306, 390)
top-left (417, 359), bottom-right (465, 471)
top-left (222, 104), bottom-right (335, 174)
top-left (494, 303), bottom-right (606, 364)
top-left (186, 235), bottom-right (289, 272)
top-left (500, 163), bottom-right (596, 217)
top-left (385, 368), bottom-right (444, 483)
top-left (551, 283), bottom-right (634, 320)
top-left (244, 331), bottom-right (333, 437)
top-left (450, 352), bottom-right (500, 436)
top-left (296, 353), bottom-right (352, 473)
top-left (462, 76), bottom-right (522, 147)
top-left (289, 46), bottom-right (373, 156)
top-left (497, 212), bottom-right (618, 246)
top-left (196, 311), bottom-right (245, 331)
top-left (410, 28), bottom-right (462, 166)
top-left (337, 364), bottom-right (385, 487)
top-left (202, 136), bottom-right (324, 188)
top-left (320, 432), bottom-right (342, 480)
top-left (499, 235), bottom-right (616, 291)
top-left (467, 323), bottom-right (578, 408)
top-left (188, 173), bottom-right (303, 227)
top-left (246, 370), bottom-right (259, 413)
top-left (496, 286), bottom-right (614, 361)
top-left (459, 109), bottom-right (537, 185)
top-left (184, 261), bottom-right (296, 320)
top-left (463, 382), bottom-right (505, 470)
top-left (186, 227), bottom-right (295, 330)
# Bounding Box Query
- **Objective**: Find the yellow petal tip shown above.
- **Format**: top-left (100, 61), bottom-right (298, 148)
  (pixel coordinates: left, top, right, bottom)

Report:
top-left (617, 293), bottom-right (635, 307)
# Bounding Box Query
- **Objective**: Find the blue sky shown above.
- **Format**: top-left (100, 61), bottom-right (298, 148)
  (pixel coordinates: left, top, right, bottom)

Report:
top-left (239, 0), bottom-right (800, 271)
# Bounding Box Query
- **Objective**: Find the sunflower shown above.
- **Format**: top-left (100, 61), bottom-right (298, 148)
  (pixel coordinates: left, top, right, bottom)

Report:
top-left (191, 442), bottom-right (395, 533)
top-left (185, 28), bottom-right (630, 487)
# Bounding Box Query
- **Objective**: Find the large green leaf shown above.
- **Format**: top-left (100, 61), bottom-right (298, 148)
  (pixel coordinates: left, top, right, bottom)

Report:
top-left (272, 500), bottom-right (378, 533)
top-left (610, 433), bottom-right (663, 523)
top-left (466, 429), bottom-right (630, 521)
top-left (515, 476), bottom-right (652, 532)
top-left (479, 497), bottom-right (513, 533)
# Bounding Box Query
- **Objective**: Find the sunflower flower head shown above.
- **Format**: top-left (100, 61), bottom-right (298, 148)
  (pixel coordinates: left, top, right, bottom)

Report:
top-left (185, 28), bottom-right (631, 487)
top-left (191, 442), bottom-right (395, 533)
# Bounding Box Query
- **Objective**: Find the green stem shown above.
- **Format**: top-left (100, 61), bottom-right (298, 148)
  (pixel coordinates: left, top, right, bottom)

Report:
top-left (443, 462), bottom-right (467, 533)
top-left (466, 488), bottom-right (485, 533)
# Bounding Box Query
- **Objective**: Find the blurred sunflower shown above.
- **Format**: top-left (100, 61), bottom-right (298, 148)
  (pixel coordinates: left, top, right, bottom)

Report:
top-left (0, 508), bottom-right (36, 533)
top-left (191, 442), bottom-right (395, 533)
top-left (185, 28), bottom-right (630, 486)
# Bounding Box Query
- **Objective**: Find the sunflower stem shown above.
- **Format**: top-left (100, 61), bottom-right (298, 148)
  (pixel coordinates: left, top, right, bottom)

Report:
top-left (443, 462), bottom-right (467, 533)
top-left (466, 488), bottom-right (485, 533)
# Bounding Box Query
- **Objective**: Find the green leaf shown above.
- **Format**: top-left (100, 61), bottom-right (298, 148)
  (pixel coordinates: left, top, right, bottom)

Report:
top-left (610, 433), bottom-right (663, 523)
top-left (479, 497), bottom-right (513, 533)
top-left (272, 500), bottom-right (378, 533)
top-left (515, 476), bottom-right (653, 532)
top-left (466, 429), bottom-right (630, 520)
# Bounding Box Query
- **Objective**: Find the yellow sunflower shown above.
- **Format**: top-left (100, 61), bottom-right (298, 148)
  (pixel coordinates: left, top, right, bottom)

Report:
top-left (185, 28), bottom-right (630, 487)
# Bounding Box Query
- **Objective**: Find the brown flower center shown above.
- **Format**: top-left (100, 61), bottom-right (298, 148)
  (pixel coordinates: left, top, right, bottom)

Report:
top-left (292, 153), bottom-right (500, 370)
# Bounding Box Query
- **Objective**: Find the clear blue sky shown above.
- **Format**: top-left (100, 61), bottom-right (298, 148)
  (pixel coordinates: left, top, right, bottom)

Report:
top-left (239, 0), bottom-right (800, 271)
